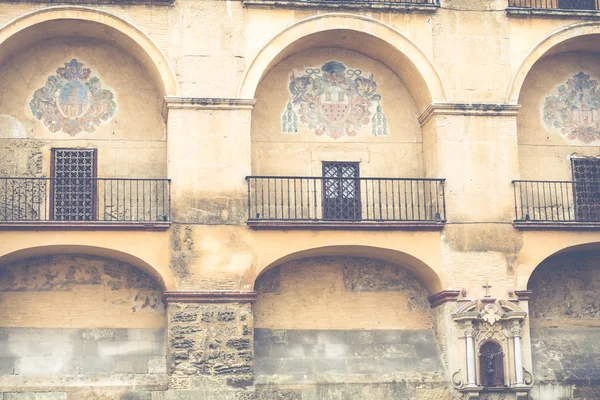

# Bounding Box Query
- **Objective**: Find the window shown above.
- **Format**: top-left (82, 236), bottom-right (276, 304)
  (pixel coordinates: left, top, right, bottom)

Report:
top-left (51, 148), bottom-right (97, 221)
top-left (572, 157), bottom-right (600, 221)
top-left (479, 341), bottom-right (505, 388)
top-left (322, 162), bottom-right (361, 221)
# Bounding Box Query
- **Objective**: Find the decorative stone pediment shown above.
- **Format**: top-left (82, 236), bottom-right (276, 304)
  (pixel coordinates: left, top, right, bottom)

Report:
top-left (452, 299), bottom-right (527, 326)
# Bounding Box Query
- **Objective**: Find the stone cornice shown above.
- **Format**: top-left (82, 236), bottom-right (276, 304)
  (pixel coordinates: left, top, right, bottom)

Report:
top-left (242, 0), bottom-right (439, 12)
top-left (514, 290), bottom-right (532, 301)
top-left (162, 97), bottom-right (256, 120)
top-left (428, 290), bottom-right (461, 308)
top-left (418, 103), bottom-right (521, 126)
top-left (163, 291), bottom-right (258, 304)
top-left (507, 7), bottom-right (600, 19)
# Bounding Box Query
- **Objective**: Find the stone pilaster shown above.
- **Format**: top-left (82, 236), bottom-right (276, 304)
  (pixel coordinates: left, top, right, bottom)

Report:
top-left (163, 291), bottom-right (257, 399)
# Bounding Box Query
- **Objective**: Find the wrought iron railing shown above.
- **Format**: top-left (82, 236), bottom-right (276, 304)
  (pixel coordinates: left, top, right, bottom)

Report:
top-left (513, 180), bottom-right (600, 223)
top-left (0, 177), bottom-right (171, 224)
top-left (509, 0), bottom-right (599, 10)
top-left (246, 176), bottom-right (446, 224)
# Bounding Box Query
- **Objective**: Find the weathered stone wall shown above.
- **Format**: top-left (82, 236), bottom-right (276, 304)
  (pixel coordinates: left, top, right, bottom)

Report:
top-left (167, 302), bottom-right (254, 398)
top-left (252, 257), bottom-right (446, 398)
top-left (0, 254), bottom-right (167, 396)
top-left (529, 251), bottom-right (600, 399)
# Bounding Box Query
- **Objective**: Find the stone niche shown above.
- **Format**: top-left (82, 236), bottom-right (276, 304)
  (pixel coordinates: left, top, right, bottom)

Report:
top-left (253, 256), bottom-right (449, 400)
top-left (0, 254), bottom-right (167, 397)
top-left (0, 36), bottom-right (166, 180)
top-left (528, 251), bottom-right (600, 399)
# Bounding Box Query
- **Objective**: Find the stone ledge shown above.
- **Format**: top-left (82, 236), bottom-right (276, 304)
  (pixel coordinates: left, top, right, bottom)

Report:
top-left (247, 220), bottom-right (446, 230)
top-left (513, 221), bottom-right (600, 230)
top-left (0, 373), bottom-right (168, 392)
top-left (163, 291), bottom-right (258, 304)
top-left (242, 0), bottom-right (439, 12)
top-left (507, 7), bottom-right (600, 19)
top-left (162, 97), bottom-right (256, 119)
top-left (418, 103), bottom-right (521, 125)
top-left (0, 221), bottom-right (171, 231)
top-left (428, 290), bottom-right (461, 308)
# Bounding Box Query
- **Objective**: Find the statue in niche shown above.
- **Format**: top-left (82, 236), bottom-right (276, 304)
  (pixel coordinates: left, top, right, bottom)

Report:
top-left (479, 340), bottom-right (505, 388)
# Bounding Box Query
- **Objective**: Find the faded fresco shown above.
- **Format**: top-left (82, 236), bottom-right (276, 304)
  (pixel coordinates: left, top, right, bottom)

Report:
top-left (543, 72), bottom-right (600, 143)
top-left (282, 61), bottom-right (387, 139)
top-left (30, 59), bottom-right (116, 136)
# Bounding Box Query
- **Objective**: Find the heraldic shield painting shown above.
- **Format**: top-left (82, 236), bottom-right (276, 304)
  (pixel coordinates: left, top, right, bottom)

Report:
top-left (30, 59), bottom-right (116, 136)
top-left (543, 71), bottom-right (600, 144)
top-left (282, 61), bottom-right (388, 139)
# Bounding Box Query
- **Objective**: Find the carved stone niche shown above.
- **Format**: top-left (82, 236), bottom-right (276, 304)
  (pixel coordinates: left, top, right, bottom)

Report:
top-left (450, 298), bottom-right (533, 400)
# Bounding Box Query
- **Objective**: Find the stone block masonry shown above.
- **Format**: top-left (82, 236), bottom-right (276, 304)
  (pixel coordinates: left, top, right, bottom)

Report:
top-left (164, 292), bottom-right (257, 398)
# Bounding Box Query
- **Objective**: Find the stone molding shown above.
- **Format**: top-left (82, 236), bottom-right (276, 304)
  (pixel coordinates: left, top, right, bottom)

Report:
top-left (418, 103), bottom-right (521, 125)
top-left (428, 290), bottom-right (461, 308)
top-left (162, 97), bottom-right (256, 119)
top-left (242, 0), bottom-right (439, 12)
top-left (163, 290), bottom-right (258, 304)
top-left (514, 290), bottom-right (532, 301)
top-left (506, 7), bottom-right (600, 19)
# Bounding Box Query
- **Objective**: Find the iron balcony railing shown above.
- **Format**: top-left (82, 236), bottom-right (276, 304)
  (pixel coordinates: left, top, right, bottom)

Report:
top-left (509, 0), bottom-right (599, 10)
top-left (246, 176), bottom-right (446, 225)
top-left (513, 180), bottom-right (600, 223)
top-left (0, 177), bottom-right (171, 224)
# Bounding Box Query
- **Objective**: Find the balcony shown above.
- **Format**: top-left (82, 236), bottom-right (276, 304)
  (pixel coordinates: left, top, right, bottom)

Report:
top-left (241, 0), bottom-right (439, 12)
top-left (0, 177), bottom-right (171, 229)
top-left (513, 180), bottom-right (600, 229)
top-left (246, 176), bottom-right (446, 230)
top-left (507, 0), bottom-right (600, 16)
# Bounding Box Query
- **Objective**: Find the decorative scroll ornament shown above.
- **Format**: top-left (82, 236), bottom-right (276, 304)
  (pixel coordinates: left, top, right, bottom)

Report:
top-left (543, 72), bottom-right (600, 143)
top-left (30, 59), bottom-right (116, 136)
top-left (282, 61), bottom-right (388, 139)
top-left (481, 303), bottom-right (502, 325)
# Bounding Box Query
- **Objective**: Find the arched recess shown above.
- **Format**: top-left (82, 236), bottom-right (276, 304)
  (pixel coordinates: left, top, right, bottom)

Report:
top-left (251, 247), bottom-right (447, 396)
top-left (250, 245), bottom-right (443, 294)
top-left (508, 22), bottom-right (600, 104)
top-left (526, 241), bottom-right (600, 393)
top-left (517, 238), bottom-right (600, 290)
top-left (0, 6), bottom-right (179, 99)
top-left (238, 14), bottom-right (447, 113)
top-left (0, 248), bottom-right (168, 394)
top-left (0, 244), bottom-right (170, 291)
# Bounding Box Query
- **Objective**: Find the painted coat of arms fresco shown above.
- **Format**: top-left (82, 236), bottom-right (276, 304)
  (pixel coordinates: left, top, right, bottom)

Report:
top-left (543, 71), bottom-right (600, 143)
top-left (282, 61), bottom-right (388, 139)
top-left (30, 59), bottom-right (116, 136)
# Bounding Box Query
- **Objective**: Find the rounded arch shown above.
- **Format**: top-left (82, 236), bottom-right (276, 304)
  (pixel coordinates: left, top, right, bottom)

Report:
top-left (0, 6), bottom-right (179, 98)
top-left (524, 241), bottom-right (600, 290)
top-left (250, 245), bottom-right (443, 295)
top-left (508, 22), bottom-right (600, 104)
top-left (238, 14), bottom-right (447, 113)
top-left (0, 244), bottom-right (169, 291)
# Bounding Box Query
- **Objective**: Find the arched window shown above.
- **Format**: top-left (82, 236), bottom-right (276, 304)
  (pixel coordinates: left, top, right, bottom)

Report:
top-left (479, 340), bottom-right (505, 388)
